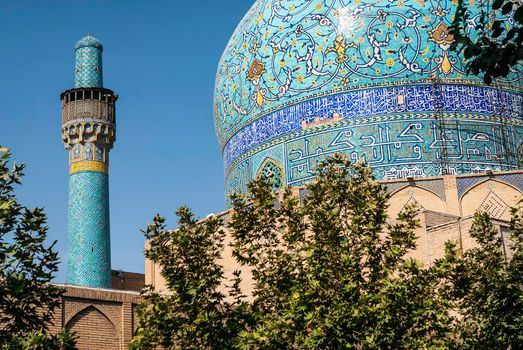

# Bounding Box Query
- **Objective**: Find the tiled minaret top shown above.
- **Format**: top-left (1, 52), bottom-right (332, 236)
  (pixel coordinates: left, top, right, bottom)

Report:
top-left (74, 34), bottom-right (103, 88)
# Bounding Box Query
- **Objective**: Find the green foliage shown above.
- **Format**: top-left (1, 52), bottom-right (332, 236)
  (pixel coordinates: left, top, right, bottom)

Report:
top-left (130, 208), bottom-right (251, 350)
top-left (2, 331), bottom-right (77, 350)
top-left (229, 156), bottom-right (451, 349)
top-left (0, 148), bottom-right (76, 349)
top-left (451, 0), bottom-right (523, 84)
top-left (442, 210), bottom-right (523, 349)
top-left (133, 155), bottom-right (523, 349)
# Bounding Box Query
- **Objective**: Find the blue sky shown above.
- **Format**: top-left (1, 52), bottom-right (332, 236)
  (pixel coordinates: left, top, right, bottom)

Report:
top-left (0, 0), bottom-right (253, 281)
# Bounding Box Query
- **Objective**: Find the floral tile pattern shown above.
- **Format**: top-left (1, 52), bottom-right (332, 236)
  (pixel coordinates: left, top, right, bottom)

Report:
top-left (214, 0), bottom-right (523, 199)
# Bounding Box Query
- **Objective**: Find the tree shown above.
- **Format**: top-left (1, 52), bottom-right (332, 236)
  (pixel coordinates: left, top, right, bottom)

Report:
top-left (442, 209), bottom-right (523, 349)
top-left (130, 208), bottom-right (251, 350)
top-left (0, 148), bottom-right (76, 350)
top-left (451, 0), bottom-right (523, 84)
top-left (132, 155), bottom-right (454, 349)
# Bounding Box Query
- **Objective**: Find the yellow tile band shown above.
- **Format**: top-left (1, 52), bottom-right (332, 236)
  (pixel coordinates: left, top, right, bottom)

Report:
top-left (70, 161), bottom-right (108, 174)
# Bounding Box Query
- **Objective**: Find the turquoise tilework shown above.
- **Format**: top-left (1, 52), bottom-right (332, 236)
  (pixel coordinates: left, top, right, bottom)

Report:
top-left (65, 35), bottom-right (114, 288)
top-left (457, 173), bottom-right (523, 199)
top-left (224, 116), bottom-right (523, 197)
top-left (75, 35), bottom-right (103, 50)
top-left (225, 158), bottom-right (252, 196)
top-left (216, 0), bottom-right (523, 201)
top-left (252, 143), bottom-right (285, 177)
top-left (259, 159), bottom-right (284, 191)
top-left (214, 0), bottom-right (522, 147)
top-left (75, 35), bottom-right (103, 88)
top-left (67, 171), bottom-right (111, 288)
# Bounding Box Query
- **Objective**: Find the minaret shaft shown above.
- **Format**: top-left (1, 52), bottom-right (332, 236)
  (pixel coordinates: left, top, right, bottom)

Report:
top-left (68, 171), bottom-right (111, 287)
top-left (61, 35), bottom-right (117, 288)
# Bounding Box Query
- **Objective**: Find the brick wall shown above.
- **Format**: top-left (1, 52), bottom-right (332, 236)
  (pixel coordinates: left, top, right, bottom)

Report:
top-left (67, 306), bottom-right (120, 349)
top-left (49, 285), bottom-right (143, 350)
top-left (111, 270), bottom-right (145, 292)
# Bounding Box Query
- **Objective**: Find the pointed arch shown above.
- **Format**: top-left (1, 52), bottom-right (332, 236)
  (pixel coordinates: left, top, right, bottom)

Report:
top-left (460, 179), bottom-right (523, 220)
top-left (64, 303), bottom-right (119, 333)
top-left (460, 178), bottom-right (523, 200)
top-left (388, 185), bottom-right (446, 219)
top-left (256, 157), bottom-right (284, 191)
top-left (65, 305), bottom-right (120, 350)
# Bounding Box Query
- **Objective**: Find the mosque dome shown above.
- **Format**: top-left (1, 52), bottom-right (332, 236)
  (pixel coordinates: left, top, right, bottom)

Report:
top-left (75, 34), bottom-right (103, 51)
top-left (214, 0), bottom-right (523, 198)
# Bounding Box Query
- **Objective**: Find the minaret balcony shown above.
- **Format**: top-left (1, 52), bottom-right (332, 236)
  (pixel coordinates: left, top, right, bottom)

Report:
top-left (61, 87), bottom-right (117, 127)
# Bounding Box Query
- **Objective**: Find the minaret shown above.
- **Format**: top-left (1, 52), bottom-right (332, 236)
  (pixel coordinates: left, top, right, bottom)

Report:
top-left (60, 35), bottom-right (117, 288)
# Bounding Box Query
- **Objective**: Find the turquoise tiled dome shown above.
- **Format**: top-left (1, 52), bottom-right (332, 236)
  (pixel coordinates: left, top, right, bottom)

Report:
top-left (214, 0), bottom-right (523, 199)
top-left (75, 34), bottom-right (103, 51)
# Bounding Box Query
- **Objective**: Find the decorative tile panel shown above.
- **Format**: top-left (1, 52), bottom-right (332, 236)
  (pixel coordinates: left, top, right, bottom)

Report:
top-left (215, 0), bottom-right (522, 147)
top-left (457, 173), bottom-right (523, 199)
top-left (456, 176), bottom-right (488, 199)
top-left (477, 191), bottom-right (510, 218)
top-left (84, 143), bottom-right (93, 160)
top-left (223, 85), bottom-right (522, 167)
top-left (252, 143), bottom-right (285, 177)
top-left (257, 158), bottom-right (284, 191)
top-left (70, 160), bottom-right (108, 174)
top-left (384, 178), bottom-right (446, 200)
top-left (67, 171), bottom-right (111, 288)
top-left (416, 179), bottom-right (446, 200)
top-left (225, 158), bottom-right (252, 196)
top-left (495, 174), bottom-right (523, 194)
top-left (384, 182), bottom-right (410, 196)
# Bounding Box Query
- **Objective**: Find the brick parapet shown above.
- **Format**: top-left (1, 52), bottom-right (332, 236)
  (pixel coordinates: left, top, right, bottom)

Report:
top-left (56, 284), bottom-right (142, 303)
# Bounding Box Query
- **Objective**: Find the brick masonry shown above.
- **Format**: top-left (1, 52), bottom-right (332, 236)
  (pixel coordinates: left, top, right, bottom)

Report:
top-left (111, 270), bottom-right (146, 293)
top-left (48, 274), bottom-right (143, 350)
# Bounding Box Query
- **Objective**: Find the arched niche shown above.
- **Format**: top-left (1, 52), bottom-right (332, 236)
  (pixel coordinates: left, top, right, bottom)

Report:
top-left (65, 305), bottom-right (120, 350)
top-left (460, 179), bottom-right (522, 221)
top-left (256, 157), bottom-right (284, 191)
top-left (389, 186), bottom-right (446, 219)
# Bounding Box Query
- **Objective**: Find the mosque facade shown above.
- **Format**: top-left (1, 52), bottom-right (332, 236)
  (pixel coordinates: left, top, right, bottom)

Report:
top-left (46, 1), bottom-right (523, 349)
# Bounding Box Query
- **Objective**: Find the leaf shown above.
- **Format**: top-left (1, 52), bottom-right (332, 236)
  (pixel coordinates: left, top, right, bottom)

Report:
top-left (484, 73), bottom-right (493, 86)
top-left (493, 0), bottom-right (505, 9)
top-left (501, 2), bottom-right (514, 15)
top-left (514, 6), bottom-right (523, 22)
top-left (492, 26), bottom-right (504, 38)
top-left (492, 20), bottom-right (503, 32)
top-left (0, 151), bottom-right (68, 347)
top-left (464, 47), bottom-right (475, 59)
top-left (503, 28), bottom-right (517, 43)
